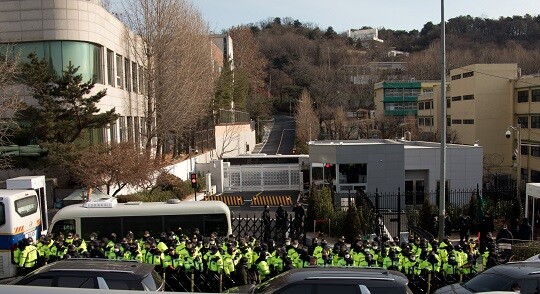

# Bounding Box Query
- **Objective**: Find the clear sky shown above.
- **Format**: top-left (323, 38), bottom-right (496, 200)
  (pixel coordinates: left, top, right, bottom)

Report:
top-left (192, 0), bottom-right (540, 33)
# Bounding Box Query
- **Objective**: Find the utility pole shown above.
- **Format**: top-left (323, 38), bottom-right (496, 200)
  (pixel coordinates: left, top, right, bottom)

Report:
top-left (438, 0), bottom-right (447, 241)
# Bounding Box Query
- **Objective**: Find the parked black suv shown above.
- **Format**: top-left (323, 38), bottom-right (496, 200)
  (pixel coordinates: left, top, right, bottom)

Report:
top-left (435, 261), bottom-right (540, 294)
top-left (12, 259), bottom-right (164, 291)
top-left (230, 267), bottom-right (412, 294)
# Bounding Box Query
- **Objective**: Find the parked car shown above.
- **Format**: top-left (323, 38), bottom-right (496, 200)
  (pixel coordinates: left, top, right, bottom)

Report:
top-left (11, 259), bottom-right (164, 291)
top-left (229, 267), bottom-right (412, 294)
top-left (435, 261), bottom-right (540, 294)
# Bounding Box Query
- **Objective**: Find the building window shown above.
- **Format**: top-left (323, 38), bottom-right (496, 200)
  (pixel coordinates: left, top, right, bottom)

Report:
top-left (418, 117), bottom-right (424, 126)
top-left (134, 117), bottom-right (140, 145)
top-left (463, 94), bottom-right (474, 100)
top-left (116, 54), bottom-right (123, 89)
top-left (106, 49), bottom-right (114, 87)
top-left (337, 164), bottom-right (367, 184)
top-left (462, 71), bottom-right (474, 78)
top-left (418, 102), bottom-right (424, 110)
top-left (451, 96), bottom-right (462, 101)
top-left (425, 101), bottom-right (432, 109)
top-left (446, 99), bottom-right (451, 108)
top-left (1, 41), bottom-right (103, 83)
top-left (522, 168), bottom-right (528, 183)
top-left (463, 119), bottom-right (474, 124)
top-left (532, 170), bottom-right (540, 182)
top-left (127, 116), bottom-right (133, 141)
top-left (531, 146), bottom-right (540, 157)
top-left (124, 58), bottom-right (131, 92)
top-left (531, 116), bottom-right (540, 128)
top-left (451, 74), bottom-right (461, 80)
top-left (532, 89), bottom-right (540, 102)
top-left (452, 119), bottom-right (462, 124)
top-left (118, 117), bottom-right (126, 142)
top-left (521, 145), bottom-right (529, 156)
top-left (140, 117), bottom-right (146, 140)
top-left (447, 117), bottom-right (451, 127)
top-left (518, 90), bottom-right (529, 103)
top-left (139, 65), bottom-right (144, 94)
top-left (132, 61), bottom-right (138, 93)
top-left (109, 123), bottom-right (116, 143)
top-left (518, 116), bottom-right (529, 128)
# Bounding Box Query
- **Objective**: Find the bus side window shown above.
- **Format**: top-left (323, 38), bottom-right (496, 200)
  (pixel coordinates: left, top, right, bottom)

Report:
top-left (0, 202), bottom-right (5, 226)
top-left (51, 219), bottom-right (76, 238)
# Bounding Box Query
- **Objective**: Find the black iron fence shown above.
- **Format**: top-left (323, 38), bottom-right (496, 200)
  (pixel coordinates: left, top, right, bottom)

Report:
top-left (231, 214), bottom-right (307, 244)
top-left (334, 186), bottom-right (518, 237)
top-left (217, 109), bottom-right (251, 124)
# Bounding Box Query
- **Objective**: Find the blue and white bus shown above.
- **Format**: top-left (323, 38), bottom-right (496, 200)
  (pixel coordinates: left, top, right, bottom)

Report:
top-left (0, 189), bottom-right (42, 278)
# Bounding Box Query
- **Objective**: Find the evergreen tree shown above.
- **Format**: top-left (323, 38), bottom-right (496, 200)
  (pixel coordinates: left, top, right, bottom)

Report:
top-left (345, 205), bottom-right (363, 243)
top-left (213, 59), bottom-right (234, 111)
top-left (16, 53), bottom-right (118, 144)
top-left (233, 70), bottom-right (249, 111)
top-left (418, 199), bottom-right (437, 235)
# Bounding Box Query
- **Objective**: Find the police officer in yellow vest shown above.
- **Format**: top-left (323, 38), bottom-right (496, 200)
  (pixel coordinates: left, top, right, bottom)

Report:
top-left (18, 238), bottom-right (38, 275)
top-left (256, 251), bottom-right (271, 282)
top-left (207, 246), bottom-right (223, 293)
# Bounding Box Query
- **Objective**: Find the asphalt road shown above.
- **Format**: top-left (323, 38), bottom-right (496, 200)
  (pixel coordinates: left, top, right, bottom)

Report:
top-left (259, 114), bottom-right (296, 155)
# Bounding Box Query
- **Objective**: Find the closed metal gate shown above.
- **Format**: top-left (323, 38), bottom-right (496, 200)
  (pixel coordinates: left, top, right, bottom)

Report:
top-left (224, 164), bottom-right (301, 192)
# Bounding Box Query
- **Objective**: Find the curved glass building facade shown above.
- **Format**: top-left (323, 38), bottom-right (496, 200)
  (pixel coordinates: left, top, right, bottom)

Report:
top-left (1, 41), bottom-right (102, 83)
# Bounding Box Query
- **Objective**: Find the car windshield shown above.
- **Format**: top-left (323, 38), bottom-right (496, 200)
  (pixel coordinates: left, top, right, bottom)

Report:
top-left (253, 275), bottom-right (287, 293)
top-left (142, 270), bottom-right (163, 291)
top-left (463, 272), bottom-right (513, 292)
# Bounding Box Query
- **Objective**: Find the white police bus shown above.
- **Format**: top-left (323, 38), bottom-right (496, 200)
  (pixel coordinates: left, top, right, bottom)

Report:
top-left (0, 189), bottom-right (42, 278)
top-left (49, 198), bottom-right (232, 240)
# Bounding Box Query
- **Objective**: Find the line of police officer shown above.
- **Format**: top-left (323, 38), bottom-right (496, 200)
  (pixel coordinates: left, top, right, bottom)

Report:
top-left (14, 229), bottom-right (500, 293)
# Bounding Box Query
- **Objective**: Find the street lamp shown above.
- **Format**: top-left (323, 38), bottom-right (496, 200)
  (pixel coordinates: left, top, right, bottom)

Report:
top-left (506, 125), bottom-right (522, 200)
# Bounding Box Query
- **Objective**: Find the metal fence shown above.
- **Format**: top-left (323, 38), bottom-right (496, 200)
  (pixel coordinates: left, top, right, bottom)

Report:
top-left (232, 214), bottom-right (307, 244)
top-left (217, 109), bottom-right (251, 124)
top-left (335, 186), bottom-right (517, 237)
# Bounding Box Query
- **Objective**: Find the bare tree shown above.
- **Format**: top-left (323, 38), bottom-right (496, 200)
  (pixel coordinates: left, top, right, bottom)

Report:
top-left (216, 123), bottom-right (244, 159)
top-left (295, 89), bottom-right (319, 153)
top-left (0, 47), bottom-right (23, 169)
top-left (72, 142), bottom-right (163, 196)
top-left (121, 0), bottom-right (214, 158)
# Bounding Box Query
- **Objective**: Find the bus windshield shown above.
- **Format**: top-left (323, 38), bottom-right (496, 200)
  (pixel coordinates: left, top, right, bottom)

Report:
top-left (14, 196), bottom-right (38, 218)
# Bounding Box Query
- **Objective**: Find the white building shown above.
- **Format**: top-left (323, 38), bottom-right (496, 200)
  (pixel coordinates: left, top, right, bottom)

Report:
top-left (0, 0), bottom-right (147, 145)
top-left (347, 28), bottom-right (384, 43)
top-left (308, 139), bottom-right (483, 207)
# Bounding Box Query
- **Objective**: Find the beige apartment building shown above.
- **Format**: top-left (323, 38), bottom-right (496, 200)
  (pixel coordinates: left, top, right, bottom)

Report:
top-left (416, 64), bottom-right (540, 186)
top-left (514, 75), bottom-right (540, 183)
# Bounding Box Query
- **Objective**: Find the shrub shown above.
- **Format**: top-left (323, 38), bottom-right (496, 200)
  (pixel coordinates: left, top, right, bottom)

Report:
top-left (344, 205), bottom-right (363, 243)
top-left (418, 199), bottom-right (437, 235)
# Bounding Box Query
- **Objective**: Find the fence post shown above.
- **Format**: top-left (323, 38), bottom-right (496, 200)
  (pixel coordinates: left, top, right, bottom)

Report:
top-left (375, 188), bottom-right (380, 215)
top-left (397, 187), bottom-right (401, 237)
top-left (191, 271), bottom-right (194, 293)
top-left (427, 272), bottom-right (431, 294)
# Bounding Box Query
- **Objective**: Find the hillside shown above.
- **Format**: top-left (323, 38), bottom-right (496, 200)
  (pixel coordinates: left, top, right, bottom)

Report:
top-left (235, 15), bottom-right (540, 111)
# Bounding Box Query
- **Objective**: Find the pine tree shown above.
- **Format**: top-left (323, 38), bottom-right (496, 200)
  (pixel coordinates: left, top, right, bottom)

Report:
top-left (345, 205), bottom-right (363, 242)
top-left (213, 59), bottom-right (234, 111)
top-left (16, 53), bottom-right (118, 144)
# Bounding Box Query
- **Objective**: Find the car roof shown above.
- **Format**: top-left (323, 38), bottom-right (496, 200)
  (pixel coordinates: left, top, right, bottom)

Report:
top-left (28, 259), bottom-right (154, 279)
top-left (488, 261), bottom-right (540, 278)
top-left (270, 267), bottom-right (408, 284)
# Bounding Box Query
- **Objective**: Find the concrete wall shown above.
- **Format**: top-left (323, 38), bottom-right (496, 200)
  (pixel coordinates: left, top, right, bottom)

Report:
top-left (215, 123), bottom-right (256, 158)
top-left (308, 141), bottom-right (405, 194)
